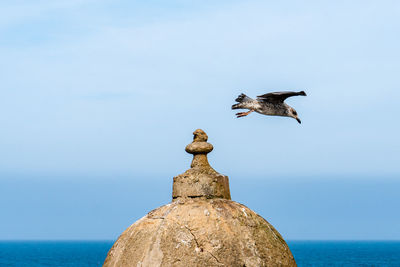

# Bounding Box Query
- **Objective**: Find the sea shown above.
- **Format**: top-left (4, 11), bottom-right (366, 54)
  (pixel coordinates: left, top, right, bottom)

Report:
top-left (0, 241), bottom-right (399, 266)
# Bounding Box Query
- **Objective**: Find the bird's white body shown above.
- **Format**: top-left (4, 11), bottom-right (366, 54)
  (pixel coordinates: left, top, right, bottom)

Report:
top-left (238, 99), bottom-right (289, 116)
top-left (231, 91), bottom-right (306, 123)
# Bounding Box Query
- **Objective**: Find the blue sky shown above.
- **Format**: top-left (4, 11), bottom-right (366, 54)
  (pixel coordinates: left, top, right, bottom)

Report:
top-left (0, 0), bottom-right (399, 240)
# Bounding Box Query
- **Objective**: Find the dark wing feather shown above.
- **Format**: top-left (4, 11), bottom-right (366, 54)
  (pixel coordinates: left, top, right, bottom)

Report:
top-left (257, 91), bottom-right (306, 103)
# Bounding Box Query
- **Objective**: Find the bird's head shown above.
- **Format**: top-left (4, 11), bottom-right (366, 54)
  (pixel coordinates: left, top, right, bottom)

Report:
top-left (289, 108), bottom-right (301, 124)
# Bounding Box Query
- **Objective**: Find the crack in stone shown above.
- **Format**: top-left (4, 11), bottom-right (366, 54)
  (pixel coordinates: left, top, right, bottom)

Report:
top-left (144, 214), bottom-right (226, 266)
top-left (150, 216), bottom-right (202, 250)
top-left (208, 251), bottom-right (224, 266)
top-left (183, 225), bottom-right (200, 248)
top-left (182, 226), bottom-right (224, 265)
top-left (173, 195), bottom-right (221, 200)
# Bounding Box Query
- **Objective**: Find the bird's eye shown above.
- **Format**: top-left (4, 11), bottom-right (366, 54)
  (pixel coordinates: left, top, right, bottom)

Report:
top-left (292, 110), bottom-right (297, 115)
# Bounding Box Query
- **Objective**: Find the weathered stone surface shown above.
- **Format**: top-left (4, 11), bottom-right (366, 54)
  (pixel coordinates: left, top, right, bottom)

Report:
top-left (103, 198), bottom-right (296, 267)
top-left (103, 129), bottom-right (296, 266)
top-left (173, 129), bottom-right (231, 200)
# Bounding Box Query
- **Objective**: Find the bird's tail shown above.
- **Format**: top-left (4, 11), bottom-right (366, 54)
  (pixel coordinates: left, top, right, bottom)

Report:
top-left (232, 93), bottom-right (252, 109)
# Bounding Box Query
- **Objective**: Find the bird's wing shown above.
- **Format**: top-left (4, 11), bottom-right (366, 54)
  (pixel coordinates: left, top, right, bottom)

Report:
top-left (257, 91), bottom-right (306, 103)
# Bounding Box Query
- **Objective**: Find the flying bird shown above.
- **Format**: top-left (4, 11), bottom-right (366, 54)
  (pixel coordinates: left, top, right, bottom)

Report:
top-left (231, 91), bottom-right (307, 123)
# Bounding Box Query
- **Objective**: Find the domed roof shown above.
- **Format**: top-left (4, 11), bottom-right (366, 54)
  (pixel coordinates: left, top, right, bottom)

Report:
top-left (104, 129), bottom-right (296, 267)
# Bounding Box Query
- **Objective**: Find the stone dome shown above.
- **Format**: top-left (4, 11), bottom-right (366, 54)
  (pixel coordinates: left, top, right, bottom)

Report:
top-left (103, 129), bottom-right (296, 267)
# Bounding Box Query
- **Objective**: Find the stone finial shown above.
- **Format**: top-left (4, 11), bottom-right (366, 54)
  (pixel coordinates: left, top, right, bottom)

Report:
top-left (172, 129), bottom-right (231, 200)
top-left (185, 129), bottom-right (213, 169)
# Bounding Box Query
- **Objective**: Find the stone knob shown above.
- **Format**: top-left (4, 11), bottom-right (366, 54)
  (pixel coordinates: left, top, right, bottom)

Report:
top-left (185, 129), bottom-right (213, 155)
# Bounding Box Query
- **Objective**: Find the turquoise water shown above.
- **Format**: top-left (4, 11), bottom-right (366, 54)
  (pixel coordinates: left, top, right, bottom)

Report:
top-left (289, 241), bottom-right (400, 266)
top-left (0, 241), bottom-right (111, 267)
top-left (0, 241), bottom-right (399, 266)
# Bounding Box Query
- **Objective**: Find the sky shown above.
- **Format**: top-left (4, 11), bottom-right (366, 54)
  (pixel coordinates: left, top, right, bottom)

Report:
top-left (0, 0), bottom-right (399, 240)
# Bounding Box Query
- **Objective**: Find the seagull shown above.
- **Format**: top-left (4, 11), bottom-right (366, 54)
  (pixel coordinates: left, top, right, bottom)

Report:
top-left (231, 91), bottom-right (307, 123)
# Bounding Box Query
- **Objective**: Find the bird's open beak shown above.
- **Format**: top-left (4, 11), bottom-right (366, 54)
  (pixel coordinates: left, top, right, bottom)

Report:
top-left (296, 117), bottom-right (301, 124)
